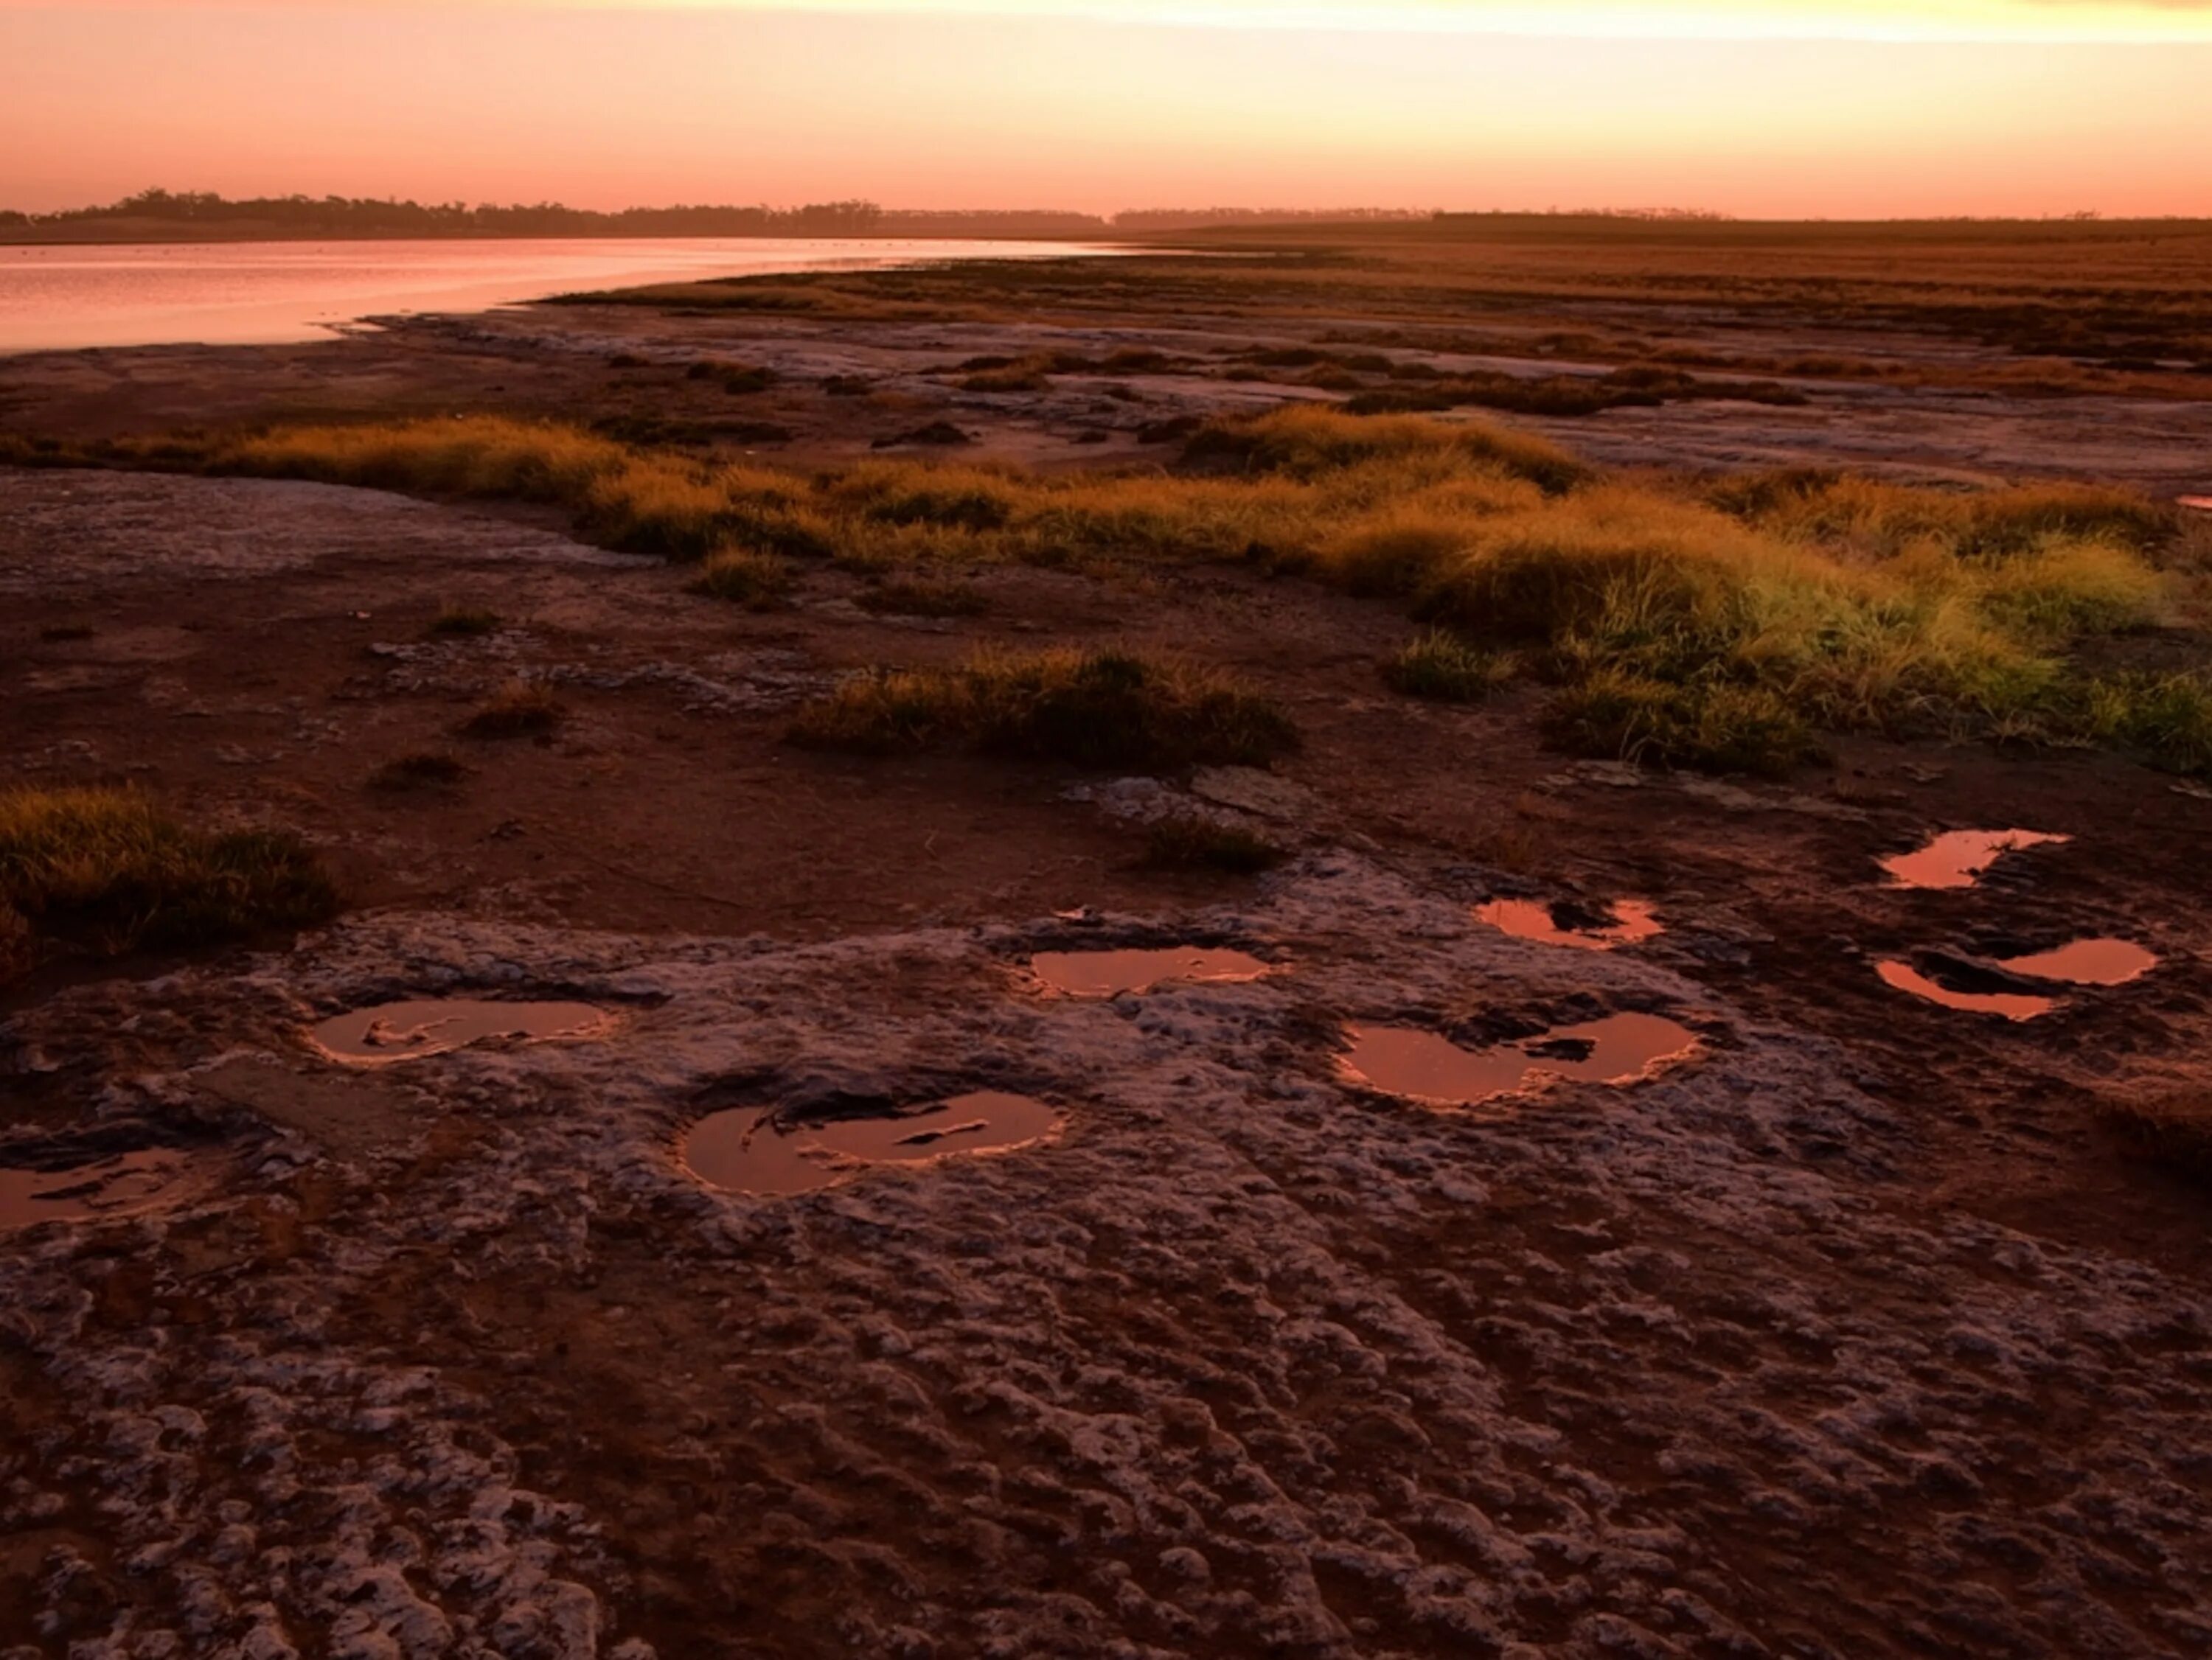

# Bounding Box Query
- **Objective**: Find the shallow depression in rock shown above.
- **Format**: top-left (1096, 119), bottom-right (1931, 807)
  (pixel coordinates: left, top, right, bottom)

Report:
top-left (683, 1091), bottom-right (1065, 1196)
top-left (1340, 1012), bottom-right (1699, 1108)
top-left (1029, 946), bottom-right (1272, 998)
top-left (1881, 828), bottom-right (2071, 890)
top-left (1874, 960), bottom-right (2057, 1022)
top-left (1476, 897), bottom-right (1663, 951)
top-left (0, 1150), bottom-right (202, 1231)
top-left (309, 998), bottom-right (613, 1064)
top-left (1997, 938), bottom-right (2158, 986)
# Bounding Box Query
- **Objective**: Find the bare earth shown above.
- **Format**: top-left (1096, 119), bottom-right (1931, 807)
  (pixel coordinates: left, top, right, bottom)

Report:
top-left (2, 243), bottom-right (2210, 1659)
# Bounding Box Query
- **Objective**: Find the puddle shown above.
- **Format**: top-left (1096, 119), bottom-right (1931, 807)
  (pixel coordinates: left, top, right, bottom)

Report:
top-left (1996, 938), bottom-right (2158, 986)
top-left (309, 998), bottom-right (613, 1064)
top-left (1029, 947), bottom-right (1272, 998)
top-left (1874, 960), bottom-right (2056, 1022)
top-left (0, 1150), bottom-right (201, 1231)
top-left (1338, 1012), bottom-right (1698, 1108)
top-left (684, 1091), bottom-right (1064, 1196)
top-left (2179, 496), bottom-right (2212, 513)
top-left (1880, 829), bottom-right (2070, 890)
top-left (1475, 896), bottom-right (1662, 951)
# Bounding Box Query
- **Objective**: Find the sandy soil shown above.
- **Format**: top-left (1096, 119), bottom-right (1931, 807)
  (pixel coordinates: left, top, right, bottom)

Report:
top-left (3, 271), bottom-right (2211, 1657)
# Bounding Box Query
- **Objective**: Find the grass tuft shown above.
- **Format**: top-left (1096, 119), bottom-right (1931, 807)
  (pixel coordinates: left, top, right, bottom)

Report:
top-left (690, 547), bottom-right (793, 610)
top-left (788, 647), bottom-right (1298, 770)
top-left (0, 787), bottom-right (335, 976)
top-left (428, 605), bottom-right (502, 639)
top-left (461, 680), bottom-right (566, 738)
top-left (1142, 816), bottom-right (1288, 873)
top-left (1382, 632), bottom-right (1517, 703)
top-left (1543, 670), bottom-right (1826, 778)
top-left (369, 752), bottom-right (469, 791)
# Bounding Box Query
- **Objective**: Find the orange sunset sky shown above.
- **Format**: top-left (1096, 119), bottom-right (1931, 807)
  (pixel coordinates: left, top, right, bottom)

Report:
top-left (3, 1), bottom-right (2209, 218)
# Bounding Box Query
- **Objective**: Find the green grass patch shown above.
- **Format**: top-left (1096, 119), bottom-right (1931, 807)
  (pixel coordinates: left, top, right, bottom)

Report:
top-left (1543, 670), bottom-right (1827, 778)
top-left (0, 787), bottom-right (335, 977)
top-left (1382, 632), bottom-right (1517, 703)
top-left (2080, 672), bottom-right (2212, 775)
top-left (788, 648), bottom-right (1298, 770)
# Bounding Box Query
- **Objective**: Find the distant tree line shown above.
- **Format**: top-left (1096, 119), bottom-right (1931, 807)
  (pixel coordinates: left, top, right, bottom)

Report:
top-left (0, 190), bottom-right (1455, 242)
top-left (5, 189), bottom-right (903, 238)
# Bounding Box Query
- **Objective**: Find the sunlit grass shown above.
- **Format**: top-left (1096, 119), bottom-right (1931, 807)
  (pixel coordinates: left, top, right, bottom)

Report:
top-left (0, 787), bottom-right (335, 978)
top-left (1382, 632), bottom-right (1517, 703)
top-left (75, 407), bottom-right (2208, 777)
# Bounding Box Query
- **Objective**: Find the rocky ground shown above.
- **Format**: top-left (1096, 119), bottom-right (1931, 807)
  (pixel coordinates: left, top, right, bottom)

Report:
top-left (3, 271), bottom-right (2211, 1657)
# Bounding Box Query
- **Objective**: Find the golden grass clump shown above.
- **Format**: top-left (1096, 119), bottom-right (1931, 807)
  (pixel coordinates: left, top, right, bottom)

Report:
top-left (0, 787), bottom-right (335, 977)
top-left (1184, 405), bottom-right (1588, 495)
top-left (788, 647), bottom-right (1298, 771)
top-left (690, 547), bottom-right (793, 610)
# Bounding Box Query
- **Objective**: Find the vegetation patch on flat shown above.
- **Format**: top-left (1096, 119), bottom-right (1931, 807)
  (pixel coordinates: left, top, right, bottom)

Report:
top-left (24, 405), bottom-right (2210, 779)
top-left (0, 787), bottom-right (335, 980)
top-left (1142, 816), bottom-right (1289, 874)
top-left (461, 680), bottom-right (566, 738)
top-left (788, 648), bottom-right (1298, 770)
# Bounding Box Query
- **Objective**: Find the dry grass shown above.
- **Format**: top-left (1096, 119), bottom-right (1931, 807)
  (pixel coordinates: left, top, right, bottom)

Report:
top-left (461, 679), bottom-right (566, 738)
top-left (1382, 632), bottom-right (1517, 703)
top-left (368, 752), bottom-right (469, 791)
top-left (68, 405), bottom-right (2211, 778)
top-left (0, 787), bottom-right (335, 978)
top-left (1142, 817), bottom-right (1288, 874)
top-left (690, 547), bottom-right (793, 610)
top-left (428, 604), bottom-right (502, 638)
top-left (788, 647), bottom-right (1298, 770)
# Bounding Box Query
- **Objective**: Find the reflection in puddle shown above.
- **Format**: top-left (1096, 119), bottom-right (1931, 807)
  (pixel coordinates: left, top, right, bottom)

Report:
top-left (1997, 938), bottom-right (2158, 986)
top-left (2180, 496), bottom-right (2212, 513)
top-left (684, 1092), bottom-right (1064, 1196)
top-left (1881, 829), bottom-right (2070, 890)
top-left (1874, 960), bottom-right (2056, 1022)
top-left (1339, 1012), bottom-right (1698, 1108)
top-left (0, 1150), bottom-right (198, 1230)
top-left (310, 999), bottom-right (612, 1064)
top-left (1476, 897), bottom-right (1662, 951)
top-left (1876, 968), bottom-right (2062, 1021)
top-left (1029, 947), bottom-right (1272, 998)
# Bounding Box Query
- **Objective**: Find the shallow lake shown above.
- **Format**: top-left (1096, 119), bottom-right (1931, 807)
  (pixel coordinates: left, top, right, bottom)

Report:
top-left (0, 237), bottom-right (1108, 353)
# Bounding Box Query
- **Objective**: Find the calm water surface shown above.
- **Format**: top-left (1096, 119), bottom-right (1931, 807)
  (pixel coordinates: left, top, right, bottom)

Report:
top-left (0, 237), bottom-right (1106, 353)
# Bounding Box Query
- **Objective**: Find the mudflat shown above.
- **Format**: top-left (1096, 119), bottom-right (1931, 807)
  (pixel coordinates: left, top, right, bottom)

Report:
top-left (3, 220), bottom-right (2209, 1659)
